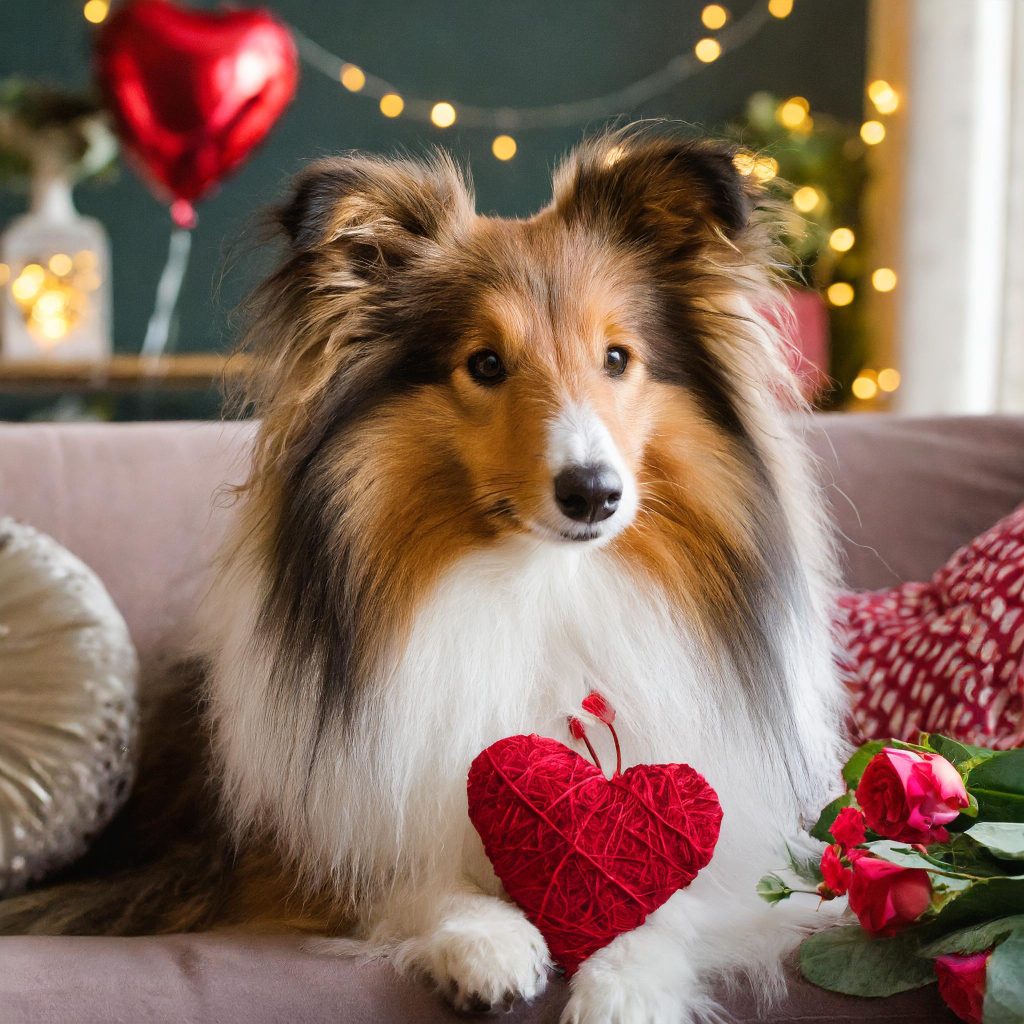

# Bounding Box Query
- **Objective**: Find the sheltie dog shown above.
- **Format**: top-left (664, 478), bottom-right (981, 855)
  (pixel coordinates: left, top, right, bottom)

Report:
top-left (3, 129), bottom-right (845, 1023)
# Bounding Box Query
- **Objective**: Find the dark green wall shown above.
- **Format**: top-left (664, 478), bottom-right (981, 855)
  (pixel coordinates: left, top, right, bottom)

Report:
top-left (1, 0), bottom-right (866, 417)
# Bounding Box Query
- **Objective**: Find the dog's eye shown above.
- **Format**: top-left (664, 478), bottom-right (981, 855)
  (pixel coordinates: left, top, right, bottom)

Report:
top-left (467, 349), bottom-right (506, 385)
top-left (605, 346), bottom-right (629, 377)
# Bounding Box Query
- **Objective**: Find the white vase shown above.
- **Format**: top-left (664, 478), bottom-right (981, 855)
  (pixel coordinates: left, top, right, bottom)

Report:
top-left (0, 173), bottom-right (112, 362)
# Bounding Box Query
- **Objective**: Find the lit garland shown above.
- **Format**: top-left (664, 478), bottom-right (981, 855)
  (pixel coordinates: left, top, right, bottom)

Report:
top-left (78, 0), bottom-right (908, 408)
top-left (83, 2), bottom-right (799, 156)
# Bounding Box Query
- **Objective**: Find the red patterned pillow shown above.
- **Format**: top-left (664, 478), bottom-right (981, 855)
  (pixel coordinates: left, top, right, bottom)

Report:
top-left (837, 505), bottom-right (1024, 748)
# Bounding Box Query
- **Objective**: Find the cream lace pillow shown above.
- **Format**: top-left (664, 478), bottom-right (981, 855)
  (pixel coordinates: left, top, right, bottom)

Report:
top-left (0, 518), bottom-right (137, 895)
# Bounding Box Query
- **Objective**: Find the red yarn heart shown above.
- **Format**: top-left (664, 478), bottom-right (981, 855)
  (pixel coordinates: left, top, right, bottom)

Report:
top-left (467, 734), bottom-right (723, 975)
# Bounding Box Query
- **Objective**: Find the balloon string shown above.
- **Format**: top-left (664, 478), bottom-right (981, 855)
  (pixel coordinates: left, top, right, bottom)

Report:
top-left (141, 227), bottom-right (192, 359)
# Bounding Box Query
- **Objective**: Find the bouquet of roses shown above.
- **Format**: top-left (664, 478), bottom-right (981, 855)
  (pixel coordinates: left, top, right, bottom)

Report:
top-left (759, 735), bottom-right (1024, 1024)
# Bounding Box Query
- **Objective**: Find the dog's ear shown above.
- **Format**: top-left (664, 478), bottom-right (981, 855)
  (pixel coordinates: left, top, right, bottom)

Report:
top-left (277, 154), bottom-right (473, 281)
top-left (552, 133), bottom-right (755, 252)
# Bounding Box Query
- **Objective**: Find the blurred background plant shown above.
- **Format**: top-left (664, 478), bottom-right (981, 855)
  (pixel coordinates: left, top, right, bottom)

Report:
top-left (729, 91), bottom-right (871, 408)
top-left (0, 78), bottom-right (118, 189)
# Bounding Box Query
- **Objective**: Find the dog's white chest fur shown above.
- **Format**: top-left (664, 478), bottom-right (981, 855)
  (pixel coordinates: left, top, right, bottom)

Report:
top-left (350, 538), bottom-right (785, 891)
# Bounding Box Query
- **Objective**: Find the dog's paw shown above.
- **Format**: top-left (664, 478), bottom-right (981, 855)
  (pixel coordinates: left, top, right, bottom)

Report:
top-left (420, 899), bottom-right (550, 1013)
top-left (560, 960), bottom-right (700, 1024)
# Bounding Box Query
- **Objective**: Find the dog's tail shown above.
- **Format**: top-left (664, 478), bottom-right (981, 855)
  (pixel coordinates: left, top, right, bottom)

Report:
top-left (0, 662), bottom-right (345, 937)
top-left (0, 843), bottom-right (234, 936)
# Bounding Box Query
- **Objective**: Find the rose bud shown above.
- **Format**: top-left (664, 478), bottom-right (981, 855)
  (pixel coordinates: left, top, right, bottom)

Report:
top-left (847, 855), bottom-right (932, 936)
top-left (818, 843), bottom-right (853, 898)
top-left (829, 806), bottom-right (867, 850)
top-left (581, 691), bottom-right (615, 725)
top-left (855, 748), bottom-right (969, 844)
top-left (935, 951), bottom-right (990, 1024)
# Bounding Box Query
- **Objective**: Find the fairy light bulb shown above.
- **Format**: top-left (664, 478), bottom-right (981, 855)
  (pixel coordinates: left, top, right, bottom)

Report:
top-left (877, 368), bottom-right (901, 392)
top-left (695, 38), bottom-right (722, 63)
top-left (340, 64), bottom-right (366, 92)
top-left (379, 93), bottom-right (404, 118)
top-left (83, 0), bottom-right (109, 23)
top-left (868, 80), bottom-right (899, 115)
top-left (829, 227), bottom-right (855, 252)
top-left (872, 267), bottom-right (898, 292)
top-left (768, 0), bottom-right (794, 18)
top-left (752, 156), bottom-right (779, 183)
top-left (861, 120), bottom-right (886, 145)
top-left (48, 253), bottom-right (73, 276)
top-left (777, 97), bottom-right (809, 130)
top-left (851, 374), bottom-right (878, 400)
top-left (491, 135), bottom-right (517, 161)
top-left (733, 151), bottom-right (756, 176)
top-left (792, 186), bottom-right (822, 213)
top-left (701, 5), bottom-right (729, 30)
top-left (827, 282), bottom-right (855, 307)
top-left (430, 102), bottom-right (457, 128)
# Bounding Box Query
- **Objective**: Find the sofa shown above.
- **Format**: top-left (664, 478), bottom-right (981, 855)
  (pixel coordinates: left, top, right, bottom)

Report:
top-left (1, 414), bottom-right (1023, 1024)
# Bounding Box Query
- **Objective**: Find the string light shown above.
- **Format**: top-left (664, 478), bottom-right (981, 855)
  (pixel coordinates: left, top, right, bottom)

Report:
top-left (695, 38), bottom-right (722, 63)
top-left (777, 96), bottom-right (809, 129)
top-left (701, 5), bottom-right (729, 30)
top-left (492, 135), bottom-right (517, 161)
top-left (430, 102), bottom-right (457, 128)
top-left (867, 79), bottom-right (899, 115)
top-left (860, 120), bottom-right (886, 145)
top-left (82, 0), bottom-right (109, 23)
top-left (792, 186), bottom-right (822, 213)
top-left (877, 368), bottom-right (901, 392)
top-left (851, 373), bottom-right (878, 400)
top-left (827, 282), bottom-right (854, 307)
top-left (292, 2), bottom-right (777, 136)
top-left (340, 64), bottom-right (366, 92)
top-left (829, 227), bottom-right (855, 252)
top-left (379, 93), bottom-right (404, 118)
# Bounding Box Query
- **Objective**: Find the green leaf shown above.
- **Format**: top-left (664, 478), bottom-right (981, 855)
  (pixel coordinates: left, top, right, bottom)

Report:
top-left (862, 840), bottom-right (973, 892)
top-left (965, 823), bottom-right (1024, 861)
top-left (842, 741), bottom-right (887, 788)
top-left (921, 734), bottom-right (997, 768)
top-left (919, 915), bottom-right (1024, 957)
top-left (928, 878), bottom-right (1024, 933)
top-left (756, 873), bottom-right (794, 905)
top-left (799, 925), bottom-right (935, 997)
top-left (786, 842), bottom-right (824, 885)
top-left (983, 932), bottom-right (1024, 1024)
top-left (967, 750), bottom-right (1024, 823)
top-left (810, 791), bottom-right (856, 843)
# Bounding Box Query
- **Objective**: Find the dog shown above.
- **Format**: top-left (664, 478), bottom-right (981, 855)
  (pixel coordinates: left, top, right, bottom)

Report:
top-left (204, 128), bottom-right (846, 1022)
top-left (2, 129), bottom-right (845, 1023)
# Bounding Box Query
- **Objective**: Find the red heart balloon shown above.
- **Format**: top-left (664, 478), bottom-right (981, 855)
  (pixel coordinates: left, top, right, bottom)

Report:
top-left (96, 0), bottom-right (298, 226)
top-left (467, 735), bottom-right (722, 975)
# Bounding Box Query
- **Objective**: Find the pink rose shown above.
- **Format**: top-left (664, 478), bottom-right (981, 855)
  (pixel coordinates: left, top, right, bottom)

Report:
top-left (847, 855), bottom-right (932, 936)
top-left (829, 806), bottom-right (867, 850)
top-left (818, 843), bottom-right (852, 898)
top-left (855, 748), bottom-right (969, 844)
top-left (935, 951), bottom-right (989, 1024)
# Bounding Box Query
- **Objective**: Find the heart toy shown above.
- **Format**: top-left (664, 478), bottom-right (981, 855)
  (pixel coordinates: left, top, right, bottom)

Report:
top-left (467, 693), bottom-right (722, 975)
top-left (96, 0), bottom-right (298, 227)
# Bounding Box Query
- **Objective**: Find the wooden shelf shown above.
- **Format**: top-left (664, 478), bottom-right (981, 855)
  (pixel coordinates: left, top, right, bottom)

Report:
top-left (0, 354), bottom-right (250, 393)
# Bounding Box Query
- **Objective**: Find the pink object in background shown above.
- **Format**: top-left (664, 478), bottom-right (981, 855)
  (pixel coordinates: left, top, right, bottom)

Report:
top-left (783, 288), bottom-right (830, 399)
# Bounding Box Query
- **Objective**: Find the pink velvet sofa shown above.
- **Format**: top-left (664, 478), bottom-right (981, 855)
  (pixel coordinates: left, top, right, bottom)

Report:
top-left (2, 414), bottom-right (1023, 1024)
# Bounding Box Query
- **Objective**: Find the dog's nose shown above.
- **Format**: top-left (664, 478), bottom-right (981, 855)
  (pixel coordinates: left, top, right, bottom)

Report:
top-left (554, 464), bottom-right (622, 523)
